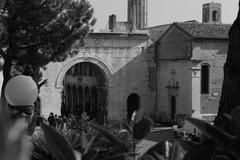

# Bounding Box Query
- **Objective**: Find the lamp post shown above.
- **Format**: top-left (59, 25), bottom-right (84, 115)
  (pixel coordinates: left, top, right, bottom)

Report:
top-left (4, 75), bottom-right (38, 122)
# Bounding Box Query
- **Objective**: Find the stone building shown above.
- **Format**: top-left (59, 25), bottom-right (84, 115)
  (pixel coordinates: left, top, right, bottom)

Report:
top-left (40, 32), bottom-right (156, 121)
top-left (38, 1), bottom-right (230, 122)
top-left (153, 22), bottom-right (230, 121)
top-left (150, 2), bottom-right (230, 121)
top-left (108, 0), bottom-right (148, 32)
top-left (128, 0), bottom-right (148, 29)
top-left (202, 2), bottom-right (222, 24)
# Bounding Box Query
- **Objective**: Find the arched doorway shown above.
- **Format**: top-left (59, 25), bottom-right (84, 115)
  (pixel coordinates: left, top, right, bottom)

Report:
top-left (212, 10), bottom-right (218, 21)
top-left (62, 62), bottom-right (108, 122)
top-left (171, 96), bottom-right (176, 119)
top-left (127, 93), bottom-right (140, 123)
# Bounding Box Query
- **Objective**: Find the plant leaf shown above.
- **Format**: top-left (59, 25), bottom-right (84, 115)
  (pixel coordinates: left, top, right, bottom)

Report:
top-left (81, 132), bottom-right (95, 154)
top-left (41, 122), bottom-right (76, 160)
top-left (102, 152), bottom-right (137, 160)
top-left (143, 140), bottom-right (170, 159)
top-left (178, 139), bottom-right (199, 151)
top-left (122, 122), bottom-right (133, 135)
top-left (187, 117), bottom-right (235, 147)
top-left (223, 113), bottom-right (232, 123)
top-left (82, 149), bottom-right (98, 160)
top-left (90, 123), bottom-right (128, 152)
top-left (140, 154), bottom-right (157, 160)
top-left (133, 117), bottom-right (153, 140)
top-left (153, 151), bottom-right (165, 160)
top-left (74, 150), bottom-right (82, 160)
top-left (183, 139), bottom-right (215, 160)
top-left (169, 141), bottom-right (185, 160)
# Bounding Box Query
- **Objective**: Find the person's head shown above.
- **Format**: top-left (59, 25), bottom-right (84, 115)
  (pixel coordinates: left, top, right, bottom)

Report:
top-left (50, 112), bottom-right (53, 116)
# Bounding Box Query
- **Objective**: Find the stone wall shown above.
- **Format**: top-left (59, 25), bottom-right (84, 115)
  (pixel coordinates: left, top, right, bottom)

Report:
top-left (158, 26), bottom-right (192, 60)
top-left (155, 25), bottom-right (193, 118)
top-left (192, 40), bottom-right (228, 114)
top-left (157, 60), bottom-right (193, 117)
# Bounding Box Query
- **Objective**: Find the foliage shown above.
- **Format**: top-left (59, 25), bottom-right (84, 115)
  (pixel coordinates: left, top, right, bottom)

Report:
top-left (5, 106), bottom-right (240, 160)
top-left (90, 123), bottom-right (129, 153)
top-left (140, 139), bottom-right (187, 160)
top-left (7, 108), bottom-right (240, 160)
top-left (14, 108), bottom-right (240, 160)
top-left (140, 107), bottom-right (240, 160)
top-left (185, 107), bottom-right (240, 160)
top-left (30, 114), bottom-right (153, 160)
top-left (41, 123), bottom-right (77, 160)
top-left (0, 0), bottom-right (96, 110)
top-left (0, 0), bottom-right (96, 66)
top-left (31, 132), bottom-right (55, 160)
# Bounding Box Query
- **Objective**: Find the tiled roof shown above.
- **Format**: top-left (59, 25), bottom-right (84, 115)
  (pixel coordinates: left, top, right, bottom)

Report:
top-left (144, 24), bottom-right (171, 41)
top-left (146, 21), bottom-right (231, 40)
top-left (175, 22), bottom-right (231, 39)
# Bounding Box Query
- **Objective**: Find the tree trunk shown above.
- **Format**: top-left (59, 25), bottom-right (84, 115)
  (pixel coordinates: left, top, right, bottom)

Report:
top-left (214, 2), bottom-right (240, 133)
top-left (0, 58), bottom-right (12, 111)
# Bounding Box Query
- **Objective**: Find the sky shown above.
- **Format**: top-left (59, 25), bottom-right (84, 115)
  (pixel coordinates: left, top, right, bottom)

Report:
top-left (88, 0), bottom-right (239, 31)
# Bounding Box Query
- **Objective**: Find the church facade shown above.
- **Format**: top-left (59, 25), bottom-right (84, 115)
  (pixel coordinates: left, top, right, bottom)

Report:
top-left (39, 1), bottom-right (230, 122)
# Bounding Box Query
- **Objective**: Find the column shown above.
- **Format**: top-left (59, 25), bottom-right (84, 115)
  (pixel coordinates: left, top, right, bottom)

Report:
top-left (191, 67), bottom-right (201, 118)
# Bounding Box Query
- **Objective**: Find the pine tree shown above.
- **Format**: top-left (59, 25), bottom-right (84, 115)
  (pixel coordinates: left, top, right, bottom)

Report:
top-left (0, 0), bottom-right (96, 109)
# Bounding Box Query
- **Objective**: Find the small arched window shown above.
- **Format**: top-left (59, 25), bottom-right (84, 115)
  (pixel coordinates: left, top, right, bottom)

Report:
top-left (212, 10), bottom-right (218, 21)
top-left (203, 10), bottom-right (208, 22)
top-left (201, 64), bottom-right (210, 94)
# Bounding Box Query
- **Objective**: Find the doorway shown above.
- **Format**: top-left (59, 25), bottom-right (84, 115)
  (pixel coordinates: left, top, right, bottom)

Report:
top-left (127, 93), bottom-right (140, 123)
top-left (62, 62), bottom-right (108, 122)
top-left (171, 96), bottom-right (176, 119)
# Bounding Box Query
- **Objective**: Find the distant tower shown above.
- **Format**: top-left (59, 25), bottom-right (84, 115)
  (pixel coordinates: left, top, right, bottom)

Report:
top-left (128, 0), bottom-right (148, 30)
top-left (202, 2), bottom-right (222, 24)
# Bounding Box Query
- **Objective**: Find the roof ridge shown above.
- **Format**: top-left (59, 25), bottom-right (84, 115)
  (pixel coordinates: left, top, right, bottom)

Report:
top-left (145, 23), bottom-right (172, 29)
top-left (174, 22), bottom-right (231, 39)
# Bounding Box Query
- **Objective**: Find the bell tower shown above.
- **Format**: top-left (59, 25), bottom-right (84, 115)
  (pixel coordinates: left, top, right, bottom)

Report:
top-left (128, 0), bottom-right (148, 30)
top-left (202, 2), bottom-right (222, 24)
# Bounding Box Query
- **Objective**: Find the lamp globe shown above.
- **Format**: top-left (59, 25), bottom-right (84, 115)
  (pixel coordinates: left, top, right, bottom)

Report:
top-left (5, 75), bottom-right (38, 106)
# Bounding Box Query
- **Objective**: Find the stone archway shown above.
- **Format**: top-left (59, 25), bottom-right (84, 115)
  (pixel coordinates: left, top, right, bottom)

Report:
top-left (56, 56), bottom-right (113, 89)
top-left (61, 61), bottom-right (109, 123)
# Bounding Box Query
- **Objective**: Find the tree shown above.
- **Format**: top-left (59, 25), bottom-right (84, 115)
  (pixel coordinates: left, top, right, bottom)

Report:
top-left (0, 0), bottom-right (96, 109)
top-left (214, 1), bottom-right (240, 133)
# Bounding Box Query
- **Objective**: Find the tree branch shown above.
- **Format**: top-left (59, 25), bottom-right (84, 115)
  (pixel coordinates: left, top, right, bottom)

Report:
top-left (37, 78), bottom-right (47, 90)
top-left (17, 41), bottom-right (48, 50)
top-left (0, 48), bottom-right (7, 59)
top-left (238, 0), bottom-right (240, 19)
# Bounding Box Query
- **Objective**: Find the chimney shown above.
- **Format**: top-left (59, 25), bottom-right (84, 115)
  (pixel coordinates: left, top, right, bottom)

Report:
top-left (109, 14), bottom-right (116, 32)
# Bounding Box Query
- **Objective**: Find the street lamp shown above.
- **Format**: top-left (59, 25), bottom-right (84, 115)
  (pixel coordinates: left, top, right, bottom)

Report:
top-left (5, 75), bottom-right (38, 121)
